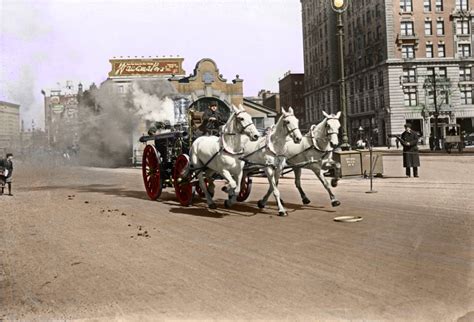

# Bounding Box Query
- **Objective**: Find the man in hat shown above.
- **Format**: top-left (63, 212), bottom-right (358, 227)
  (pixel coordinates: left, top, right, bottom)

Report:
top-left (399, 123), bottom-right (420, 177)
top-left (0, 153), bottom-right (14, 195)
top-left (201, 101), bottom-right (225, 135)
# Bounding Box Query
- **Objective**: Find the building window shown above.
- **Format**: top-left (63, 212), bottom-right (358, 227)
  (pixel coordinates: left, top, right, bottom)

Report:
top-left (403, 68), bottom-right (417, 83)
top-left (401, 21), bottom-right (414, 36)
top-left (456, 0), bottom-right (469, 10)
top-left (438, 67), bottom-right (447, 78)
top-left (460, 66), bottom-right (472, 81)
top-left (460, 86), bottom-right (473, 104)
top-left (404, 87), bottom-right (417, 106)
top-left (436, 0), bottom-right (443, 11)
top-left (436, 21), bottom-right (445, 35)
top-left (402, 45), bottom-right (415, 58)
top-left (252, 117), bottom-right (265, 129)
top-left (456, 20), bottom-right (470, 35)
top-left (400, 0), bottom-right (413, 12)
top-left (424, 0), bottom-right (432, 11)
top-left (118, 85), bottom-right (124, 93)
top-left (425, 21), bottom-right (433, 35)
top-left (459, 44), bottom-right (471, 57)
top-left (438, 44), bottom-right (446, 57)
top-left (426, 44), bottom-right (434, 57)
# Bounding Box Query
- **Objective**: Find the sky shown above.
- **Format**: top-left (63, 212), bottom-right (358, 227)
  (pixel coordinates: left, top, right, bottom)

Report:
top-left (0, 0), bottom-right (303, 129)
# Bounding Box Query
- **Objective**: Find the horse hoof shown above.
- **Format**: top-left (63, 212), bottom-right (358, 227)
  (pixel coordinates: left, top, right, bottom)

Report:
top-left (302, 197), bottom-right (311, 205)
top-left (331, 179), bottom-right (339, 187)
top-left (331, 200), bottom-right (341, 207)
top-left (278, 212), bottom-right (288, 217)
top-left (257, 200), bottom-right (265, 209)
top-left (209, 203), bottom-right (217, 209)
top-left (224, 200), bottom-right (231, 208)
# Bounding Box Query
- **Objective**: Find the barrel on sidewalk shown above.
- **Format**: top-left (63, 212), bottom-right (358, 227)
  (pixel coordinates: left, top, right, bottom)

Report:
top-left (333, 150), bottom-right (384, 177)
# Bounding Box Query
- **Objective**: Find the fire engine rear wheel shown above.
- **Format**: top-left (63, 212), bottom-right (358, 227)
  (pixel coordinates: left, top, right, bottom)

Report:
top-left (236, 175), bottom-right (252, 202)
top-left (173, 154), bottom-right (193, 206)
top-left (142, 145), bottom-right (161, 200)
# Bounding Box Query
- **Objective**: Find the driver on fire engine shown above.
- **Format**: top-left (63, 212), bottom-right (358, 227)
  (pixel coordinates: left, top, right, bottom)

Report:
top-left (201, 101), bottom-right (225, 136)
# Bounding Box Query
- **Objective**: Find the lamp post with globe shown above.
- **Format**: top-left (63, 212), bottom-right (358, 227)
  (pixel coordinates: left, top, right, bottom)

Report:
top-left (331, 0), bottom-right (350, 150)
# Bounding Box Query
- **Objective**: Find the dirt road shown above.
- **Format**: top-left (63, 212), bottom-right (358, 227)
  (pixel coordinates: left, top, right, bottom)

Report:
top-left (1, 155), bottom-right (473, 320)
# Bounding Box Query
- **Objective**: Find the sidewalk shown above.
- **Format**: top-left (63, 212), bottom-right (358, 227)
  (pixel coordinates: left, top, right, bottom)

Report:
top-left (365, 145), bottom-right (474, 155)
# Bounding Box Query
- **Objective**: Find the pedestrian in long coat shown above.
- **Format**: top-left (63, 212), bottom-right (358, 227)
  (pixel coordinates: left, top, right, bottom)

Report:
top-left (0, 153), bottom-right (13, 195)
top-left (400, 123), bottom-right (420, 177)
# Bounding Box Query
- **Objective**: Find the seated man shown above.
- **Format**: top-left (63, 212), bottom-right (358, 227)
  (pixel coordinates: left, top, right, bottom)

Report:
top-left (201, 101), bottom-right (225, 136)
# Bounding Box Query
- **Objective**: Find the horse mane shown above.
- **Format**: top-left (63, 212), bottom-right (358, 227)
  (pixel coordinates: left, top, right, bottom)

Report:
top-left (220, 111), bottom-right (243, 154)
top-left (306, 116), bottom-right (329, 150)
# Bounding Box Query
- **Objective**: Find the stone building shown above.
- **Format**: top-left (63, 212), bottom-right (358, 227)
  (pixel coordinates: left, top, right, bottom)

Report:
top-left (279, 72), bottom-right (305, 128)
top-left (301, 0), bottom-right (474, 146)
top-left (0, 100), bottom-right (20, 156)
top-left (42, 81), bottom-right (81, 150)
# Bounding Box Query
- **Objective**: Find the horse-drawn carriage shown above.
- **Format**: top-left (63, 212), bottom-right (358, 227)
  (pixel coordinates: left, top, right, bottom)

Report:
top-left (139, 98), bottom-right (342, 216)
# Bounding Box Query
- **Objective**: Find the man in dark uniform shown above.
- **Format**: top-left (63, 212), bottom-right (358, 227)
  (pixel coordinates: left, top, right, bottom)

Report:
top-left (201, 101), bottom-right (225, 135)
top-left (400, 123), bottom-right (420, 177)
top-left (0, 153), bottom-right (14, 195)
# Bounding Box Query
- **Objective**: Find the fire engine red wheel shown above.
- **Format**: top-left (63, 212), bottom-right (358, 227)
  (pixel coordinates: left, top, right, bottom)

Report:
top-left (236, 175), bottom-right (252, 202)
top-left (142, 145), bottom-right (161, 200)
top-left (173, 154), bottom-right (193, 206)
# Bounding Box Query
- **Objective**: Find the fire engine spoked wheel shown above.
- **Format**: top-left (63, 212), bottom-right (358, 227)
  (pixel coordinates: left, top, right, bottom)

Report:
top-left (236, 175), bottom-right (252, 202)
top-left (142, 144), bottom-right (162, 200)
top-left (173, 154), bottom-right (193, 206)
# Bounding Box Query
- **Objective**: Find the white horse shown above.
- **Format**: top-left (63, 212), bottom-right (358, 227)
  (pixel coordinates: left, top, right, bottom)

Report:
top-left (190, 104), bottom-right (260, 209)
top-left (284, 111), bottom-right (342, 207)
top-left (241, 107), bottom-right (302, 217)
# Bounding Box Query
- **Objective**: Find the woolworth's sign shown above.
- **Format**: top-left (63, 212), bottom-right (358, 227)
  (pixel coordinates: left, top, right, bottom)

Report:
top-left (108, 58), bottom-right (184, 77)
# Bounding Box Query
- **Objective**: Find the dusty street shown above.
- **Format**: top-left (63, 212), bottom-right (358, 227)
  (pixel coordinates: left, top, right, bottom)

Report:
top-left (1, 154), bottom-right (473, 321)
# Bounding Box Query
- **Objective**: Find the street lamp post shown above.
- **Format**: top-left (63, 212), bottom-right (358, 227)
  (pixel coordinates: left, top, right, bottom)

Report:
top-left (331, 0), bottom-right (350, 150)
top-left (432, 74), bottom-right (440, 150)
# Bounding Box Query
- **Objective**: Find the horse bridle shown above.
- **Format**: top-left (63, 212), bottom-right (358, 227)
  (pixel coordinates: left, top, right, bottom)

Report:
top-left (283, 114), bottom-right (300, 138)
top-left (235, 110), bottom-right (255, 132)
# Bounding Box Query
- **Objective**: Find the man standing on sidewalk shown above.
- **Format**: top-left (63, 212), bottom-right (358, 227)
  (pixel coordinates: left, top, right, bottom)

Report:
top-left (0, 153), bottom-right (14, 195)
top-left (400, 124), bottom-right (420, 177)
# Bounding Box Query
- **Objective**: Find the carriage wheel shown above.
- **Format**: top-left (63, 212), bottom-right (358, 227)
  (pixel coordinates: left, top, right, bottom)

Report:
top-left (173, 154), bottom-right (193, 206)
top-left (142, 145), bottom-right (162, 200)
top-left (236, 175), bottom-right (252, 202)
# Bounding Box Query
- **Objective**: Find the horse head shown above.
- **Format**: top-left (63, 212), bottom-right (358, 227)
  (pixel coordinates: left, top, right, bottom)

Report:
top-left (231, 104), bottom-right (260, 141)
top-left (322, 111), bottom-right (341, 148)
top-left (281, 107), bottom-right (302, 144)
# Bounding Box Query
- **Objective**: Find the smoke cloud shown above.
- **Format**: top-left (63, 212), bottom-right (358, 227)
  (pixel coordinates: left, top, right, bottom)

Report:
top-left (78, 79), bottom-right (180, 167)
top-left (131, 80), bottom-right (178, 124)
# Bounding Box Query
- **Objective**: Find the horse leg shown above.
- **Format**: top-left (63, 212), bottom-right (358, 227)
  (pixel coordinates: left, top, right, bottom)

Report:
top-left (322, 158), bottom-right (341, 188)
top-left (205, 169), bottom-right (215, 198)
top-left (198, 171), bottom-right (216, 209)
top-left (312, 165), bottom-right (340, 207)
top-left (258, 168), bottom-right (274, 209)
top-left (268, 167), bottom-right (287, 216)
top-left (294, 167), bottom-right (310, 204)
top-left (220, 169), bottom-right (237, 208)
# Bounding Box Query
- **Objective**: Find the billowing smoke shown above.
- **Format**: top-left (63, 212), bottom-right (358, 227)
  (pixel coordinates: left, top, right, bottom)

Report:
top-left (78, 79), bottom-right (180, 167)
top-left (131, 80), bottom-right (177, 124)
